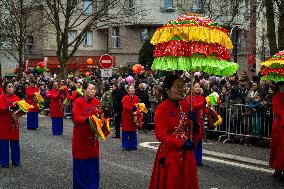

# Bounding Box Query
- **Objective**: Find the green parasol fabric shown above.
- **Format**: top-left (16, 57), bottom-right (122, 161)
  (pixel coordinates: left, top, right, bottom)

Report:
top-left (152, 55), bottom-right (238, 76)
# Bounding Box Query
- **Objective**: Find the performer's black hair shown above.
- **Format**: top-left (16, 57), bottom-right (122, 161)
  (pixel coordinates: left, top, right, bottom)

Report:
top-left (3, 82), bottom-right (13, 94)
top-left (82, 80), bottom-right (89, 90)
top-left (162, 75), bottom-right (182, 100)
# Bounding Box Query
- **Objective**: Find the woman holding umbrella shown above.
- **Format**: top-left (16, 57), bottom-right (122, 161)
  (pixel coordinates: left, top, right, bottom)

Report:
top-left (260, 50), bottom-right (284, 179)
top-left (269, 81), bottom-right (284, 179)
top-left (149, 75), bottom-right (199, 189)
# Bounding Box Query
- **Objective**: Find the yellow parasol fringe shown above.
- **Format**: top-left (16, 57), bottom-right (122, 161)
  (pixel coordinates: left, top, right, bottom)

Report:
top-left (150, 25), bottom-right (233, 49)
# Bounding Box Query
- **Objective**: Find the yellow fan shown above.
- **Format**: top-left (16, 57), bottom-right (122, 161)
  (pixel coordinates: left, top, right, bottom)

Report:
top-left (17, 100), bottom-right (34, 113)
top-left (34, 92), bottom-right (45, 108)
top-left (89, 115), bottom-right (106, 140)
top-left (135, 103), bottom-right (148, 113)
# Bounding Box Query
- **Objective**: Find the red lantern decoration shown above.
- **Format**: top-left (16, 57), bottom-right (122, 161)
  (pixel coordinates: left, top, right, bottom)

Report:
top-left (248, 53), bottom-right (255, 65)
top-left (85, 71), bottom-right (90, 77)
top-left (45, 68), bottom-right (50, 73)
top-left (79, 69), bottom-right (83, 72)
top-left (86, 58), bottom-right (94, 65)
top-left (24, 69), bottom-right (29, 74)
top-left (132, 64), bottom-right (144, 74)
top-left (37, 61), bottom-right (45, 69)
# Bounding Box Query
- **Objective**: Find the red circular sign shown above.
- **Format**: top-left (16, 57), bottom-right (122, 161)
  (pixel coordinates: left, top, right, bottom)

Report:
top-left (99, 54), bottom-right (113, 69)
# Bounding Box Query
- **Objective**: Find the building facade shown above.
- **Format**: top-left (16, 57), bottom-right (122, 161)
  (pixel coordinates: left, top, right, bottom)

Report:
top-left (22, 0), bottom-right (265, 76)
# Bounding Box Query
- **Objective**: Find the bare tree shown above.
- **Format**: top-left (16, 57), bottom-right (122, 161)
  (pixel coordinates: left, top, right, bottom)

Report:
top-left (0, 0), bottom-right (44, 76)
top-left (42, 0), bottom-right (145, 79)
top-left (266, 0), bottom-right (284, 54)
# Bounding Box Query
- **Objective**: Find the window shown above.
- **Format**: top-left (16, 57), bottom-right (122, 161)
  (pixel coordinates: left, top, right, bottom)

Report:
top-left (69, 0), bottom-right (77, 14)
top-left (26, 36), bottom-right (34, 54)
top-left (164, 0), bottom-right (173, 9)
top-left (83, 0), bottom-right (93, 15)
top-left (128, 0), bottom-right (134, 8)
top-left (68, 31), bottom-right (77, 45)
top-left (192, 0), bottom-right (202, 12)
top-left (112, 27), bottom-right (120, 48)
top-left (84, 31), bottom-right (93, 46)
top-left (140, 29), bottom-right (149, 41)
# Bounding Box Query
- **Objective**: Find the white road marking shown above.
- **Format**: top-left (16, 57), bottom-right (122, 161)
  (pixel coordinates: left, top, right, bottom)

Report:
top-left (203, 149), bottom-right (269, 167)
top-left (203, 157), bottom-right (273, 173)
top-left (139, 142), bottom-right (273, 173)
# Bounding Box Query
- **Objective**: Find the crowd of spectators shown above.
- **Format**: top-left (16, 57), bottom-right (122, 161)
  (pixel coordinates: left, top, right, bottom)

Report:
top-left (0, 68), bottom-right (275, 144)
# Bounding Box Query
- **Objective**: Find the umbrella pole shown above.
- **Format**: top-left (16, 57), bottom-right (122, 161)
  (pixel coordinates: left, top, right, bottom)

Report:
top-left (190, 72), bottom-right (193, 140)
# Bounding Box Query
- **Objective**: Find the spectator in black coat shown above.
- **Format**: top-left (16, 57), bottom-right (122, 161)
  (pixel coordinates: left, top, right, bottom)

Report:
top-left (136, 83), bottom-right (150, 132)
top-left (111, 82), bottom-right (127, 138)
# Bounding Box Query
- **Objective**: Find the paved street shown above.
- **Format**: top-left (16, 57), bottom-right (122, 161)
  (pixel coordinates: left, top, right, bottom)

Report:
top-left (0, 116), bottom-right (283, 189)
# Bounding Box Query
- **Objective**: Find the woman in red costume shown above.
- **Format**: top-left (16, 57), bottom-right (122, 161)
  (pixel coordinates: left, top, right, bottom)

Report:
top-left (121, 85), bottom-right (140, 150)
top-left (47, 81), bottom-right (66, 135)
top-left (0, 82), bottom-right (21, 167)
top-left (186, 82), bottom-right (205, 166)
top-left (72, 81), bottom-right (102, 189)
top-left (269, 81), bottom-right (284, 180)
top-left (25, 80), bottom-right (40, 130)
top-left (150, 75), bottom-right (199, 189)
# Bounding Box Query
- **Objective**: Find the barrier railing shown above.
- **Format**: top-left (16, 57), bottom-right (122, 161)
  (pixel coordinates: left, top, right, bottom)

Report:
top-left (64, 101), bottom-right (73, 118)
top-left (146, 101), bottom-right (273, 139)
top-left (221, 104), bottom-right (273, 143)
top-left (203, 105), bottom-right (230, 142)
top-left (61, 98), bottom-right (273, 143)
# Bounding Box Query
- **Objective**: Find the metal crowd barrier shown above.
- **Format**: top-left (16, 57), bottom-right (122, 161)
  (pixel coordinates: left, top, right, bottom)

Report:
top-left (204, 105), bottom-right (230, 142)
top-left (61, 97), bottom-right (274, 143)
top-left (220, 104), bottom-right (273, 143)
top-left (64, 101), bottom-right (73, 118)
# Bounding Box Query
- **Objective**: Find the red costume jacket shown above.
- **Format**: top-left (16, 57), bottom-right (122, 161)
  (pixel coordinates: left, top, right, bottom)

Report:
top-left (72, 96), bottom-right (101, 159)
top-left (25, 86), bottom-right (40, 112)
top-left (121, 95), bottom-right (139, 132)
top-left (150, 99), bottom-right (199, 189)
top-left (49, 89), bottom-right (65, 118)
top-left (269, 91), bottom-right (284, 171)
top-left (67, 90), bottom-right (79, 101)
top-left (0, 94), bottom-right (20, 140)
top-left (0, 87), bottom-right (3, 95)
top-left (186, 95), bottom-right (205, 141)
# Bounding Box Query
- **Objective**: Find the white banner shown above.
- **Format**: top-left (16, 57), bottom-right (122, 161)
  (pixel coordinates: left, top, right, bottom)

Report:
top-left (100, 69), bottom-right (112, 77)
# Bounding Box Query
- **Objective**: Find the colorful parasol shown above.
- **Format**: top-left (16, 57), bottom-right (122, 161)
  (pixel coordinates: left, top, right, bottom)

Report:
top-left (150, 14), bottom-right (238, 139)
top-left (260, 50), bottom-right (284, 82)
top-left (150, 14), bottom-right (239, 75)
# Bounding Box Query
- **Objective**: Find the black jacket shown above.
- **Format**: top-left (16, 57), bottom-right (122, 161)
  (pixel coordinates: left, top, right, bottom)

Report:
top-left (112, 88), bottom-right (127, 115)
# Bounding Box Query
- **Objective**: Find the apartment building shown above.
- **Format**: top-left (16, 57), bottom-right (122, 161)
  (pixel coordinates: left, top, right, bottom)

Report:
top-left (23, 0), bottom-right (203, 73)
top-left (22, 0), bottom-right (261, 75)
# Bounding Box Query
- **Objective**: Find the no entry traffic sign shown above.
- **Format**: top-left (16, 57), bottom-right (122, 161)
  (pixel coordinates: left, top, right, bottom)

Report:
top-left (99, 54), bottom-right (113, 69)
